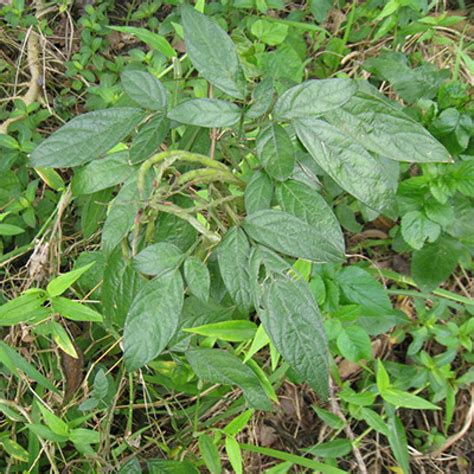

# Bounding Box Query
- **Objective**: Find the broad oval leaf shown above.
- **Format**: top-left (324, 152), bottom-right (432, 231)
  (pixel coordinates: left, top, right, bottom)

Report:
top-left (31, 108), bottom-right (146, 168)
top-left (294, 117), bottom-right (396, 214)
top-left (273, 79), bottom-right (356, 121)
top-left (260, 275), bottom-right (329, 398)
top-left (183, 257), bottom-right (210, 302)
top-left (182, 5), bottom-right (246, 99)
top-left (124, 269), bottom-right (184, 371)
top-left (168, 99), bottom-right (241, 128)
top-left (186, 348), bottom-right (271, 410)
top-left (244, 209), bottom-right (343, 263)
top-left (276, 180), bottom-right (344, 262)
top-left (72, 150), bottom-right (135, 195)
top-left (133, 242), bottom-right (183, 276)
top-left (323, 85), bottom-right (451, 163)
top-left (121, 70), bottom-right (168, 111)
top-left (244, 170), bottom-right (273, 215)
top-left (217, 227), bottom-right (253, 313)
top-left (256, 124), bottom-right (295, 181)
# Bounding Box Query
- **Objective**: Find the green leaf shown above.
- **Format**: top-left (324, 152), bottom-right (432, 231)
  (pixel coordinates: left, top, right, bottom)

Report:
top-left (182, 5), bottom-right (246, 99)
top-left (401, 210), bottom-right (441, 250)
top-left (225, 437), bottom-right (243, 474)
top-left (47, 263), bottom-right (95, 297)
top-left (244, 209), bottom-right (340, 263)
top-left (130, 114), bottom-right (170, 164)
top-left (124, 270), bottom-right (184, 371)
top-left (336, 326), bottom-right (372, 363)
top-left (121, 70), bottom-right (168, 111)
top-left (186, 348), bottom-right (271, 410)
top-left (382, 389), bottom-right (440, 410)
top-left (323, 85), bottom-right (451, 163)
top-left (0, 223), bottom-right (25, 236)
top-left (312, 406), bottom-right (344, 430)
top-left (31, 108), bottom-right (146, 168)
top-left (359, 407), bottom-right (389, 436)
top-left (273, 79), bottom-right (356, 121)
top-left (450, 160), bottom-right (474, 197)
top-left (199, 434), bottom-right (222, 474)
top-left (102, 247), bottom-right (144, 328)
top-left (133, 242), bottom-right (183, 277)
top-left (275, 180), bottom-right (344, 262)
top-left (294, 118), bottom-right (396, 214)
top-left (251, 19), bottom-right (288, 45)
top-left (119, 459), bottom-right (142, 474)
top-left (101, 179), bottom-right (140, 255)
top-left (306, 439), bottom-right (352, 458)
top-left (184, 320), bottom-right (257, 342)
top-left (69, 428), bottom-right (101, 445)
top-left (27, 424), bottom-right (68, 443)
top-left (47, 321), bottom-right (78, 358)
top-left (244, 170), bottom-right (273, 215)
top-left (411, 238), bottom-right (459, 292)
top-left (51, 297), bottom-right (103, 323)
top-left (261, 275), bottom-right (328, 399)
top-left (108, 26), bottom-right (176, 58)
top-left (224, 409), bottom-right (254, 436)
top-left (148, 459), bottom-right (199, 474)
top-left (0, 341), bottom-right (58, 393)
top-left (387, 415), bottom-right (410, 474)
top-left (0, 291), bottom-right (47, 326)
top-left (0, 437), bottom-right (29, 462)
top-left (71, 151), bottom-right (135, 195)
top-left (38, 403), bottom-right (69, 437)
top-left (376, 360), bottom-right (391, 393)
top-left (183, 257), bottom-right (210, 301)
top-left (256, 124), bottom-right (295, 181)
top-left (217, 227), bottom-right (253, 313)
top-left (168, 99), bottom-right (241, 128)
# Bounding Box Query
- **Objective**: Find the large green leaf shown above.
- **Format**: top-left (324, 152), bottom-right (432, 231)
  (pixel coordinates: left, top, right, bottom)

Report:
top-left (101, 179), bottom-right (140, 255)
top-left (182, 5), bottom-right (246, 99)
top-left (102, 247), bottom-right (144, 328)
top-left (184, 257), bottom-right (210, 302)
top-left (256, 124), bottom-right (295, 181)
top-left (411, 237), bottom-right (459, 292)
top-left (244, 170), bottom-right (273, 215)
top-left (273, 79), bottom-right (356, 121)
top-left (275, 180), bottom-right (344, 262)
top-left (31, 108), bottom-right (145, 168)
top-left (217, 227), bottom-right (253, 313)
top-left (294, 117), bottom-right (396, 214)
top-left (71, 151), bottom-right (135, 195)
top-left (168, 99), bottom-right (241, 128)
top-left (260, 275), bottom-right (328, 398)
top-left (121, 70), bottom-right (168, 111)
top-left (244, 209), bottom-right (341, 262)
top-left (124, 270), bottom-right (184, 371)
top-left (129, 114), bottom-right (170, 164)
top-left (323, 85), bottom-right (451, 163)
top-left (186, 348), bottom-right (271, 410)
top-left (133, 242), bottom-right (183, 276)
top-left (400, 210), bottom-right (441, 250)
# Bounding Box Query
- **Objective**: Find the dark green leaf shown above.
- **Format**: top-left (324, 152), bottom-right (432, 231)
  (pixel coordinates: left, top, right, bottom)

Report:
top-left (182, 5), bottom-right (246, 99)
top-left (184, 257), bottom-right (210, 301)
top-left (387, 415), bottom-right (410, 474)
top-left (244, 209), bottom-right (342, 263)
top-left (168, 99), bottom-right (241, 128)
top-left (31, 108), bottom-right (146, 168)
top-left (274, 79), bottom-right (356, 121)
top-left (124, 270), bottom-right (184, 371)
top-left (121, 70), bottom-right (168, 111)
top-left (133, 242), bottom-right (183, 276)
top-left (306, 439), bottom-right (352, 458)
top-left (244, 170), bottom-right (273, 215)
top-left (72, 151), bottom-right (135, 195)
top-left (256, 124), bottom-right (295, 181)
top-left (276, 180), bottom-right (344, 262)
top-left (130, 114), bottom-right (170, 164)
top-left (186, 348), bottom-right (271, 410)
top-left (294, 117), bottom-right (396, 214)
top-left (261, 275), bottom-right (328, 398)
top-left (199, 434), bottom-right (222, 474)
top-left (217, 227), bottom-right (253, 313)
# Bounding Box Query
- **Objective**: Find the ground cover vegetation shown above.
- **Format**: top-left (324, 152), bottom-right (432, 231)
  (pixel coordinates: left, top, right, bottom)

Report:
top-left (0, 0), bottom-right (473, 472)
